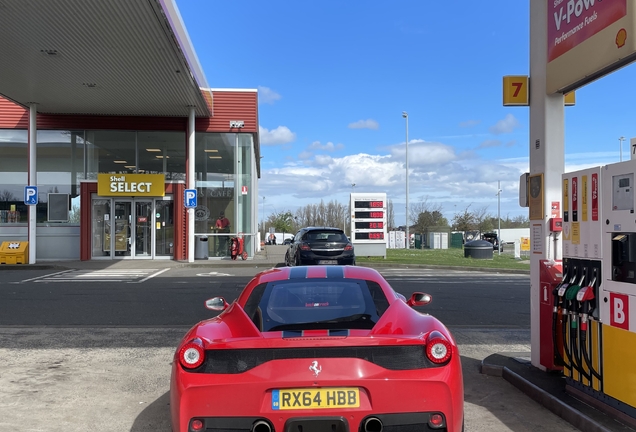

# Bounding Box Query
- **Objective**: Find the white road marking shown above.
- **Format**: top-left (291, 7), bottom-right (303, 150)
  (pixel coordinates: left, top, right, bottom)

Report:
top-left (196, 271), bottom-right (233, 277)
top-left (133, 268), bottom-right (170, 283)
top-left (20, 269), bottom-right (75, 283)
top-left (29, 269), bottom-right (165, 283)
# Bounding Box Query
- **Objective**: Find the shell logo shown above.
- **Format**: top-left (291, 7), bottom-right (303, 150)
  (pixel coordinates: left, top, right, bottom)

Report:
top-left (616, 28), bottom-right (627, 48)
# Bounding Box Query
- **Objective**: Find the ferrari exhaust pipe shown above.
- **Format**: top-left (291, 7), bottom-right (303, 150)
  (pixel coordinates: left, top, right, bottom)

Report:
top-left (252, 420), bottom-right (272, 432)
top-left (363, 417), bottom-right (383, 432)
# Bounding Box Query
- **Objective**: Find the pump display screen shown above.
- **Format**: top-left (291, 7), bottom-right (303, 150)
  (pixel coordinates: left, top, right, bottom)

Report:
top-left (354, 232), bottom-right (384, 240)
top-left (354, 201), bottom-right (383, 208)
top-left (354, 211), bottom-right (383, 219)
top-left (355, 221), bottom-right (384, 229)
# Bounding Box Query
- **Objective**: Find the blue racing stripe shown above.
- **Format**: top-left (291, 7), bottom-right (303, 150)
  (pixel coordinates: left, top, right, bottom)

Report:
top-left (282, 330), bottom-right (303, 338)
top-left (329, 329), bottom-right (350, 337)
top-left (326, 266), bottom-right (344, 279)
top-left (289, 267), bottom-right (307, 279)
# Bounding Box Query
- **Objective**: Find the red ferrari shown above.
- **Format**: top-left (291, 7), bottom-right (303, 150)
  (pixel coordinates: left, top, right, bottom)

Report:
top-left (170, 266), bottom-right (464, 432)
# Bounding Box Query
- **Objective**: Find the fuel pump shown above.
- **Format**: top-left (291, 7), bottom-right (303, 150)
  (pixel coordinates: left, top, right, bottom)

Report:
top-left (556, 262), bottom-right (576, 374)
top-left (540, 259), bottom-right (564, 370)
top-left (575, 269), bottom-right (603, 390)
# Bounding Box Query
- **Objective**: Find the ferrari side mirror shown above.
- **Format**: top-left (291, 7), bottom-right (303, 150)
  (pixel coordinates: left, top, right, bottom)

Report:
top-left (407, 292), bottom-right (432, 307)
top-left (205, 297), bottom-right (229, 311)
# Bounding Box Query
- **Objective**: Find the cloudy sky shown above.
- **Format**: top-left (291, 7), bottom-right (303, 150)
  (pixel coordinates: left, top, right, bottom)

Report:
top-left (176, 0), bottom-right (636, 224)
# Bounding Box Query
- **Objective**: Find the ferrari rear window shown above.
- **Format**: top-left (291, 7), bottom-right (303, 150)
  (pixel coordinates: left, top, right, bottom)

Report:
top-left (243, 279), bottom-right (389, 332)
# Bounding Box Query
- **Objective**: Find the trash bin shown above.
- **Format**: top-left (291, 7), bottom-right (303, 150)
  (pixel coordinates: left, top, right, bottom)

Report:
top-left (463, 240), bottom-right (493, 260)
top-left (195, 235), bottom-right (209, 260)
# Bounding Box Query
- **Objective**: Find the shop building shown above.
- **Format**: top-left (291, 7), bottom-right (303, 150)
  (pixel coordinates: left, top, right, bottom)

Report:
top-left (0, 1), bottom-right (260, 262)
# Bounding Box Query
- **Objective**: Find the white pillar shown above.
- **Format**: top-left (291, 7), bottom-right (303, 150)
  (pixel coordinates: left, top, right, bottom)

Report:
top-left (529, 0), bottom-right (565, 369)
top-left (187, 107), bottom-right (196, 262)
top-left (28, 104), bottom-right (37, 264)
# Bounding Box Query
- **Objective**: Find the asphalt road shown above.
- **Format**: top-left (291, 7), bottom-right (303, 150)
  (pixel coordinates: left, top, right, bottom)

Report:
top-left (0, 267), bottom-right (530, 327)
top-left (0, 266), bottom-right (580, 432)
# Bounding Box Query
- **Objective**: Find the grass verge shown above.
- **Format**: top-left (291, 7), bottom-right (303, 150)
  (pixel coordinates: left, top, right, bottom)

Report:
top-left (356, 247), bottom-right (530, 271)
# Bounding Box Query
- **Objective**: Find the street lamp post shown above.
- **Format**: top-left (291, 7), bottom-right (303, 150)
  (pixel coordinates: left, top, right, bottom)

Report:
top-left (496, 181), bottom-right (502, 256)
top-left (261, 196), bottom-right (265, 231)
top-left (402, 111), bottom-right (409, 249)
top-left (619, 136), bottom-right (626, 162)
top-left (347, 183), bottom-right (356, 234)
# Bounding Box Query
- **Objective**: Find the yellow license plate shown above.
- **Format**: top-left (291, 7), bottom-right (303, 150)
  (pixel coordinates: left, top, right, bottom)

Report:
top-left (272, 388), bottom-right (359, 410)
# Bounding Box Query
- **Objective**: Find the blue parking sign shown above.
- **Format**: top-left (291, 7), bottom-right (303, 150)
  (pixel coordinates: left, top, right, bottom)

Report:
top-left (24, 186), bottom-right (38, 205)
top-left (185, 189), bottom-right (197, 208)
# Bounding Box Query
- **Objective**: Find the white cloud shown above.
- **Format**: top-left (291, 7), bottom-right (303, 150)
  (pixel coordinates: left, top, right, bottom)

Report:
top-left (314, 155), bottom-right (333, 166)
top-left (348, 119), bottom-right (379, 130)
top-left (460, 119), bottom-right (481, 128)
top-left (259, 125), bottom-right (296, 145)
top-left (308, 141), bottom-right (343, 151)
top-left (489, 114), bottom-right (521, 134)
top-left (257, 86), bottom-right (281, 104)
top-left (391, 140), bottom-right (457, 167)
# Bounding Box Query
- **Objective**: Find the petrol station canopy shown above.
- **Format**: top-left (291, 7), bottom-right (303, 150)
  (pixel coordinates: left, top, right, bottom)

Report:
top-left (0, 0), bottom-right (211, 117)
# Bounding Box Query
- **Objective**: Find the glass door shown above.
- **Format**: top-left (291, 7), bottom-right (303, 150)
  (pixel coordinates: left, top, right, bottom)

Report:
top-left (91, 196), bottom-right (174, 260)
top-left (134, 200), bottom-right (152, 258)
top-left (91, 197), bottom-right (111, 258)
top-left (154, 197), bottom-right (174, 258)
top-left (113, 200), bottom-right (132, 258)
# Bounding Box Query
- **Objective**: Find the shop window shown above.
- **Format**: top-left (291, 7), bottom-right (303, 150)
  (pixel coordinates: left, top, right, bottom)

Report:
top-left (194, 133), bottom-right (236, 235)
top-left (137, 131), bottom-right (186, 180)
top-left (0, 130), bottom-right (28, 223)
top-left (86, 130), bottom-right (136, 179)
top-left (36, 130), bottom-right (84, 224)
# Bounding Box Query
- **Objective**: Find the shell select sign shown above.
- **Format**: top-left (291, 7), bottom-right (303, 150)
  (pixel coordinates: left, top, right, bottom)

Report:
top-left (97, 173), bottom-right (165, 196)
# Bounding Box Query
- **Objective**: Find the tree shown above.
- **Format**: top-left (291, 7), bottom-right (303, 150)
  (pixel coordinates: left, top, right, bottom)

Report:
top-left (0, 190), bottom-right (15, 201)
top-left (387, 199), bottom-right (395, 230)
top-left (409, 196), bottom-right (446, 233)
top-left (266, 210), bottom-right (295, 233)
top-left (414, 210), bottom-right (449, 233)
top-left (294, 199), bottom-right (347, 231)
top-left (452, 204), bottom-right (475, 232)
top-left (472, 205), bottom-right (492, 234)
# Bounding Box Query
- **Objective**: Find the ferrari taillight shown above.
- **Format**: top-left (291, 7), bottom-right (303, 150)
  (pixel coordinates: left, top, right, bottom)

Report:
top-left (179, 339), bottom-right (205, 369)
top-left (428, 413), bottom-right (445, 428)
top-left (425, 332), bottom-right (452, 364)
top-left (190, 419), bottom-right (204, 431)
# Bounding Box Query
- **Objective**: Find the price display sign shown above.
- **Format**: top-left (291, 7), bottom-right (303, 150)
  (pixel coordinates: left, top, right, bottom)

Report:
top-left (350, 193), bottom-right (387, 244)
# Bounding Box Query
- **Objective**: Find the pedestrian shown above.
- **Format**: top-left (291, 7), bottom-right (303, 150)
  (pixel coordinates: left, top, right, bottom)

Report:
top-left (215, 211), bottom-right (230, 255)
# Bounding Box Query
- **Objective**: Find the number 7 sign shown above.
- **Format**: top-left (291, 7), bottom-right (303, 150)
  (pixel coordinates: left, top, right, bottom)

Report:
top-left (503, 75), bottom-right (529, 106)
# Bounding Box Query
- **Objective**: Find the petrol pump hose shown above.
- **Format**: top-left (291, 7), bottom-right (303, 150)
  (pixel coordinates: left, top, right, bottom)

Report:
top-left (577, 283), bottom-right (602, 383)
top-left (557, 273), bottom-right (576, 376)
top-left (565, 282), bottom-right (592, 382)
top-left (552, 280), bottom-right (568, 366)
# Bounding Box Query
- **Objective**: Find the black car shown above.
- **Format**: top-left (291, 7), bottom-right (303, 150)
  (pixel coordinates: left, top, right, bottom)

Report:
top-left (482, 232), bottom-right (504, 252)
top-left (285, 227), bottom-right (355, 266)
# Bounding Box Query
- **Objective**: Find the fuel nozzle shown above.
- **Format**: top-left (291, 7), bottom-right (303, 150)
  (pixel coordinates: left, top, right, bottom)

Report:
top-left (558, 266), bottom-right (576, 315)
top-left (576, 276), bottom-right (596, 332)
top-left (565, 269), bottom-right (587, 329)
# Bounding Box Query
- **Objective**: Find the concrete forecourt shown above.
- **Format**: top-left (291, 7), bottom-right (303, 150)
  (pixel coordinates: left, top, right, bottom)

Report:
top-left (0, 249), bottom-right (589, 432)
